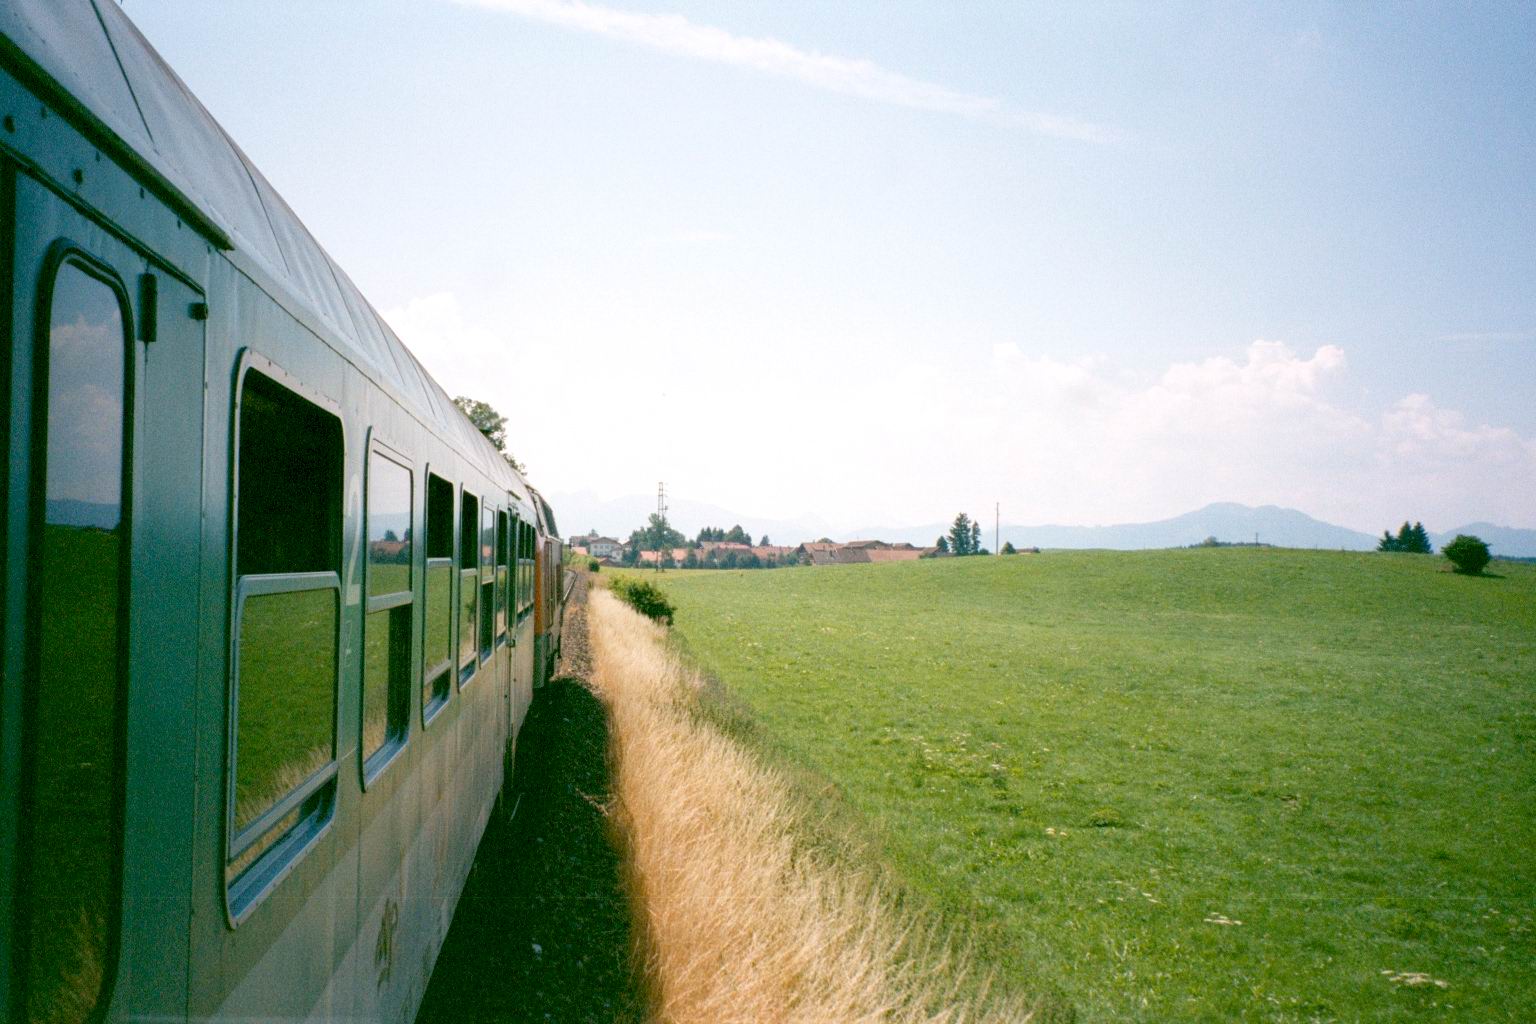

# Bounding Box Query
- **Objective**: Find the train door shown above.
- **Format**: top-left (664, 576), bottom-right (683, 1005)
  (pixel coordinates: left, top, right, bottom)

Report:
top-left (2, 172), bottom-right (205, 1023)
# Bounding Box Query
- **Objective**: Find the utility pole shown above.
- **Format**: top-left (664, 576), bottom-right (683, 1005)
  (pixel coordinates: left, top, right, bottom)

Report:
top-left (995, 502), bottom-right (1000, 556)
top-left (656, 481), bottom-right (668, 572)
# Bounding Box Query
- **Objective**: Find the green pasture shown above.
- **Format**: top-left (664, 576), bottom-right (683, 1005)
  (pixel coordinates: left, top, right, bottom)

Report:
top-left (636, 550), bottom-right (1536, 1022)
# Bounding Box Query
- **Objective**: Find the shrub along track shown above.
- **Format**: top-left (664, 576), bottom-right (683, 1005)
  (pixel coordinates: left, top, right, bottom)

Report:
top-left (417, 570), bottom-right (646, 1023)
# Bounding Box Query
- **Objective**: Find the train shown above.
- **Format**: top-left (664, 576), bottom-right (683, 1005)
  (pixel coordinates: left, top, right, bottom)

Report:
top-left (0, 3), bottom-right (568, 1021)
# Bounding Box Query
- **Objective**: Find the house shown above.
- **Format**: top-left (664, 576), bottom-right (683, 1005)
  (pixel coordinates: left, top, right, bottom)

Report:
top-left (796, 539), bottom-right (929, 565)
top-left (587, 536), bottom-right (623, 559)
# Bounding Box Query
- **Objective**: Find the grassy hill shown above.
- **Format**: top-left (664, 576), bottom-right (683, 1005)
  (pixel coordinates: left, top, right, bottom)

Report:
top-left (635, 549), bottom-right (1536, 1022)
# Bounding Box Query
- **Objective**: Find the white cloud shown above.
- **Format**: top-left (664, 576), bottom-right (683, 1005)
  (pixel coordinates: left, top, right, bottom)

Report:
top-left (383, 293), bottom-right (1536, 531)
top-left (452, 0), bottom-right (1115, 142)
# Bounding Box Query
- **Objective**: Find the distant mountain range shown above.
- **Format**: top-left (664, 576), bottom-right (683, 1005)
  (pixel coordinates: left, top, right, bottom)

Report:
top-left (550, 492), bottom-right (1536, 558)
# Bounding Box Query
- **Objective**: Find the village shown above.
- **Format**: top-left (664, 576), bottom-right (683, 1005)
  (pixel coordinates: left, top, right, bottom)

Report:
top-left (568, 531), bottom-right (944, 569)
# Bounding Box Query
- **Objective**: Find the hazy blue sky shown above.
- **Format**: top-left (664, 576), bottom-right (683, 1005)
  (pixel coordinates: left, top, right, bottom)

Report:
top-left (126, 1), bottom-right (1534, 531)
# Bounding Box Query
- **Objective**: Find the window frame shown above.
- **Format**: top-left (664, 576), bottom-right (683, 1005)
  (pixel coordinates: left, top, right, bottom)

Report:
top-left (360, 434), bottom-right (414, 788)
top-left (16, 243), bottom-right (136, 1024)
top-left (223, 350), bottom-right (344, 925)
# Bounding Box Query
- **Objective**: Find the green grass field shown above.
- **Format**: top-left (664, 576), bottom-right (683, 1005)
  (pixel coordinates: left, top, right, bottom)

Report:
top-left (632, 550), bottom-right (1536, 1022)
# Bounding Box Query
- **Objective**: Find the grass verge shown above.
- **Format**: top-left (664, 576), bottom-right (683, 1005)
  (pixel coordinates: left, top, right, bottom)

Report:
top-left (588, 587), bottom-right (1040, 1024)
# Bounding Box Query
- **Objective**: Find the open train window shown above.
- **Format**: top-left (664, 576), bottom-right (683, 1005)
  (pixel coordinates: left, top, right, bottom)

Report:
top-left (363, 445), bottom-right (412, 781)
top-left (458, 490), bottom-right (479, 684)
top-left (496, 509), bottom-right (509, 644)
top-left (17, 255), bottom-right (131, 1024)
top-left (226, 364), bottom-right (342, 915)
top-left (423, 472), bottom-right (454, 720)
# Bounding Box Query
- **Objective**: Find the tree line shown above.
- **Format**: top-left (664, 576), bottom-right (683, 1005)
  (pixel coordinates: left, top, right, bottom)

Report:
top-left (615, 514), bottom-right (802, 569)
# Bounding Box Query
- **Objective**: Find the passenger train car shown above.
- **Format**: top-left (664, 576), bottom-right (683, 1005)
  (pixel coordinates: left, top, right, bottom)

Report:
top-left (0, 3), bottom-right (565, 1021)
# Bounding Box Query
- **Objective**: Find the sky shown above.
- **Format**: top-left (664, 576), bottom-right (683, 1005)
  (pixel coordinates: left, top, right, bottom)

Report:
top-left (125, 0), bottom-right (1535, 532)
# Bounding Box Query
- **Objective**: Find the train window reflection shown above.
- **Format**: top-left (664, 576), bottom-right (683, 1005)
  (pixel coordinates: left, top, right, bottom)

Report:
top-left (22, 258), bottom-right (129, 1024)
top-left (496, 509), bottom-right (509, 641)
top-left (364, 449), bottom-right (412, 769)
top-left (423, 473), bottom-right (454, 715)
top-left (234, 588), bottom-right (338, 835)
top-left (366, 453), bottom-right (412, 596)
top-left (459, 491), bottom-right (479, 681)
top-left (480, 504), bottom-right (495, 659)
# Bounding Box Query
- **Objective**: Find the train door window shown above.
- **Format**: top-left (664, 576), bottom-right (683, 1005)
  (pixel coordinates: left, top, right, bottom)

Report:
top-left (479, 503), bottom-right (495, 660)
top-left (495, 509), bottom-right (509, 644)
top-left (363, 447), bottom-right (412, 778)
top-left (227, 366), bottom-right (342, 907)
top-left (458, 490), bottom-right (478, 683)
top-left (18, 257), bottom-right (130, 1024)
top-left (423, 473), bottom-right (454, 719)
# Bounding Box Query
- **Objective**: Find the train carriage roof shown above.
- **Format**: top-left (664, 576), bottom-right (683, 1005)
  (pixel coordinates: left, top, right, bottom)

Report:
top-left (0, 0), bottom-right (531, 497)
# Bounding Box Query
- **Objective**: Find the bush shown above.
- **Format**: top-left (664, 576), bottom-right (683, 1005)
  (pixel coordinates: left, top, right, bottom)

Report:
top-left (1443, 534), bottom-right (1491, 575)
top-left (588, 558), bottom-right (601, 572)
top-left (611, 576), bottom-right (675, 624)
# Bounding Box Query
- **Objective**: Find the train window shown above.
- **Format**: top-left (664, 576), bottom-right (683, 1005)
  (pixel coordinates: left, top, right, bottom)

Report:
top-left (458, 490), bottom-right (478, 683)
top-left (228, 368), bottom-right (341, 900)
top-left (518, 521), bottom-right (530, 616)
top-left (479, 503), bottom-right (495, 660)
top-left (423, 473), bottom-right (454, 718)
top-left (495, 509), bottom-right (509, 643)
top-left (363, 448), bottom-right (412, 774)
top-left (19, 258), bottom-right (130, 1024)
top-left (513, 520), bottom-right (523, 616)
top-left (523, 522), bottom-right (534, 615)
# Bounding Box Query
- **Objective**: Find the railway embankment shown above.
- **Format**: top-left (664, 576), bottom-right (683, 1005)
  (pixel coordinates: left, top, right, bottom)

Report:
top-left (417, 570), bottom-right (646, 1023)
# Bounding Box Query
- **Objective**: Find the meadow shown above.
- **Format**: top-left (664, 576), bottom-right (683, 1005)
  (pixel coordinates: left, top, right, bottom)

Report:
top-left (632, 549), bottom-right (1536, 1022)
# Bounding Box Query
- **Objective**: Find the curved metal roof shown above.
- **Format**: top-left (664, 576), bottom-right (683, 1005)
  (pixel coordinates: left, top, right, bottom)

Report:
top-left (0, 0), bottom-right (532, 497)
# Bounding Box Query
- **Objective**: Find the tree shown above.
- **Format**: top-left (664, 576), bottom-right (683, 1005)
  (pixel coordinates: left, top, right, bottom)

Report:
top-left (970, 520), bottom-right (982, 556)
top-left (725, 524), bottom-right (750, 544)
top-left (639, 513), bottom-right (684, 553)
top-left (759, 535), bottom-right (770, 547)
top-left (1001, 541), bottom-right (1017, 555)
top-left (935, 535), bottom-right (950, 554)
top-left (1379, 520), bottom-right (1433, 554)
top-left (948, 513), bottom-right (973, 556)
top-left (1443, 534), bottom-right (1491, 575)
top-left (683, 549), bottom-right (699, 569)
top-left (452, 395), bottom-right (525, 472)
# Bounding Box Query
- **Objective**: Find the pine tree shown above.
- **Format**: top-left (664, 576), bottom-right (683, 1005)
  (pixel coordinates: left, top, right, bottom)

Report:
top-left (936, 536), bottom-right (950, 554)
top-left (948, 513), bottom-right (973, 556)
top-left (970, 520), bottom-right (982, 555)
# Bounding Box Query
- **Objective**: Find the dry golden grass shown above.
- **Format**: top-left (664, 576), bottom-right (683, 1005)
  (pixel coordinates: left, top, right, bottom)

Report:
top-left (588, 589), bottom-right (1034, 1024)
